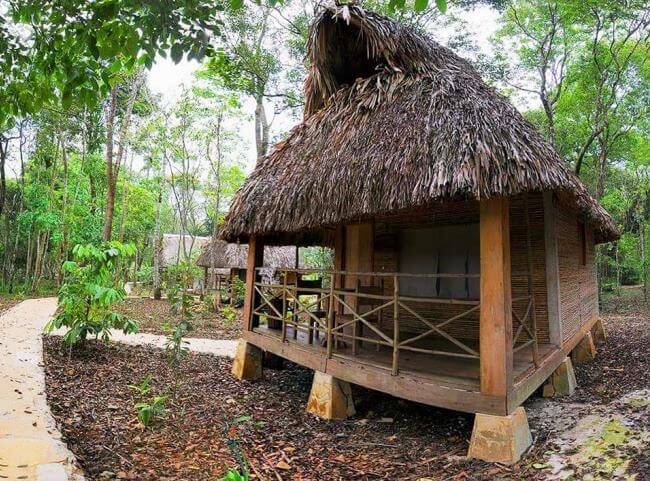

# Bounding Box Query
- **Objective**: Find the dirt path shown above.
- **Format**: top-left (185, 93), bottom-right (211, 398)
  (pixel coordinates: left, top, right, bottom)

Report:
top-left (0, 298), bottom-right (84, 481)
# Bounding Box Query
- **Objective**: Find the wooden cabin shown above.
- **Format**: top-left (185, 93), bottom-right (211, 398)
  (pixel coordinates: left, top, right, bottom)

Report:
top-left (197, 239), bottom-right (300, 304)
top-left (219, 5), bottom-right (618, 464)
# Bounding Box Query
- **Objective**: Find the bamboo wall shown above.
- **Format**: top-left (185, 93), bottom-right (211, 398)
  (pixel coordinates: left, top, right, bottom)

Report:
top-left (557, 206), bottom-right (599, 342)
top-left (368, 195), bottom-right (551, 342)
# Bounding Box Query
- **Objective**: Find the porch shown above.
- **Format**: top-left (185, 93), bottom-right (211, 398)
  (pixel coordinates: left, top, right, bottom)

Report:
top-left (245, 265), bottom-right (558, 415)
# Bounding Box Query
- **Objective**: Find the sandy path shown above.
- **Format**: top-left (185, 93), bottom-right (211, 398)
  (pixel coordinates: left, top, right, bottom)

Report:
top-left (0, 298), bottom-right (84, 480)
top-left (50, 328), bottom-right (239, 358)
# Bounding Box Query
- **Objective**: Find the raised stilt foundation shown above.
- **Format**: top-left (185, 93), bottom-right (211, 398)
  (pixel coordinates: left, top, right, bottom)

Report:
top-left (262, 351), bottom-right (284, 370)
top-left (306, 371), bottom-right (356, 420)
top-left (543, 357), bottom-right (577, 397)
top-left (571, 331), bottom-right (596, 365)
top-left (467, 407), bottom-right (532, 464)
top-left (591, 318), bottom-right (606, 345)
top-left (231, 340), bottom-right (263, 380)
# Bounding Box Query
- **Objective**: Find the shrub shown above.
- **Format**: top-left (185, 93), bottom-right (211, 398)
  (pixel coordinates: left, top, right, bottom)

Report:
top-left (45, 242), bottom-right (138, 345)
top-left (134, 395), bottom-right (168, 427)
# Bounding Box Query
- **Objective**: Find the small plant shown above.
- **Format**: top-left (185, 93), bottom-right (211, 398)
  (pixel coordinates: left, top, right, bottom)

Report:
top-left (220, 305), bottom-right (238, 323)
top-left (220, 415), bottom-right (252, 481)
top-left (134, 395), bottom-right (168, 427)
top-left (164, 319), bottom-right (193, 366)
top-left (128, 375), bottom-right (153, 396)
top-left (231, 277), bottom-right (246, 305)
top-left (45, 242), bottom-right (139, 346)
top-left (219, 469), bottom-right (247, 481)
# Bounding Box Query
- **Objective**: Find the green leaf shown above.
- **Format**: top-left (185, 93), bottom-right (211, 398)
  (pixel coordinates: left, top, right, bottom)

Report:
top-left (414, 0), bottom-right (428, 12)
top-left (170, 43), bottom-right (183, 64)
top-left (230, 0), bottom-right (244, 10)
top-left (435, 0), bottom-right (447, 13)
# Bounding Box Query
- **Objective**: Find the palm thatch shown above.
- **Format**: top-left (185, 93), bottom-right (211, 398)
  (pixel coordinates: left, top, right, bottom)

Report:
top-left (196, 239), bottom-right (299, 269)
top-left (161, 234), bottom-right (211, 266)
top-left (221, 4), bottom-right (618, 244)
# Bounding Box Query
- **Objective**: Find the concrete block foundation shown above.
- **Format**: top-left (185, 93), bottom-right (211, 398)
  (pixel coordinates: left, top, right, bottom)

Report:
top-left (306, 371), bottom-right (356, 420)
top-left (467, 407), bottom-right (532, 464)
top-left (543, 357), bottom-right (577, 397)
top-left (231, 340), bottom-right (263, 380)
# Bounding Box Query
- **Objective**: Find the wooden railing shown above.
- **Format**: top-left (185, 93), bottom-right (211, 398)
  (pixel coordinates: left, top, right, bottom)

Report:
top-left (251, 268), bottom-right (481, 376)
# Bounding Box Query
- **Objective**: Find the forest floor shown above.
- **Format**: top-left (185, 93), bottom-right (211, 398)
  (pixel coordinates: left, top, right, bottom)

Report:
top-left (115, 297), bottom-right (242, 340)
top-left (42, 288), bottom-right (649, 481)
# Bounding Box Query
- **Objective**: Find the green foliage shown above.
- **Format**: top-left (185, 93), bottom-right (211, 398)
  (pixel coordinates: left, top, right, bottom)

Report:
top-left (231, 277), bottom-right (246, 305)
top-left (45, 242), bottom-right (138, 344)
top-left (220, 305), bottom-right (238, 323)
top-left (134, 395), bottom-right (168, 427)
top-left (1, 0), bottom-right (224, 127)
top-left (128, 375), bottom-right (153, 397)
top-left (164, 318), bottom-right (194, 366)
top-left (222, 416), bottom-right (252, 481)
top-left (219, 469), bottom-right (248, 481)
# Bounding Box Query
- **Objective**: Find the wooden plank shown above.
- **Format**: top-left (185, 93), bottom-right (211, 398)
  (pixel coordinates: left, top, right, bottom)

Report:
top-left (243, 330), bottom-right (506, 415)
top-left (243, 236), bottom-right (264, 331)
top-left (544, 192), bottom-right (562, 346)
top-left (479, 197), bottom-right (512, 406)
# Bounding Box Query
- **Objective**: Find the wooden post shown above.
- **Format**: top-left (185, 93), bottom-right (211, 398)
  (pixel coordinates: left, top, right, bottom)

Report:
top-left (281, 270), bottom-right (288, 343)
top-left (392, 275), bottom-right (400, 376)
top-left (326, 273), bottom-right (335, 358)
top-left (543, 192), bottom-right (562, 346)
top-left (479, 198), bottom-right (513, 400)
top-left (243, 236), bottom-right (264, 331)
top-left (524, 195), bottom-right (540, 367)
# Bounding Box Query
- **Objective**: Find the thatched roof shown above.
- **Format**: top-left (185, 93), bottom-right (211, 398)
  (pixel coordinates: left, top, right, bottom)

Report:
top-left (161, 234), bottom-right (211, 266)
top-left (221, 4), bottom-right (618, 244)
top-left (196, 239), bottom-right (300, 269)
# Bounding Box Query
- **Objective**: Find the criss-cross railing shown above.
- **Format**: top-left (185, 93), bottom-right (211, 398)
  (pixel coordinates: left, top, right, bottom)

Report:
top-left (251, 268), bottom-right (481, 375)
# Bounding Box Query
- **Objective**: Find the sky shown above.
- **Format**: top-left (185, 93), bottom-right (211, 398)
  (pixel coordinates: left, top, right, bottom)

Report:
top-left (4, 4), bottom-right (503, 179)
top-left (146, 5), bottom-right (502, 174)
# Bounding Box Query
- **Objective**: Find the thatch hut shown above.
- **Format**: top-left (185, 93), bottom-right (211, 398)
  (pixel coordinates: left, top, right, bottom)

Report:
top-left (220, 4), bottom-right (618, 463)
top-left (197, 239), bottom-right (300, 302)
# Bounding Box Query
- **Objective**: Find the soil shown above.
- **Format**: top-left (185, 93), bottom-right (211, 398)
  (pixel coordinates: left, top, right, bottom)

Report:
top-left (43, 292), bottom-right (649, 481)
top-left (115, 297), bottom-right (242, 340)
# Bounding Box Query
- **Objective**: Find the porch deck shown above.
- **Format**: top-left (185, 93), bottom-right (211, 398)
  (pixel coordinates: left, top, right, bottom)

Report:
top-left (255, 325), bottom-right (556, 386)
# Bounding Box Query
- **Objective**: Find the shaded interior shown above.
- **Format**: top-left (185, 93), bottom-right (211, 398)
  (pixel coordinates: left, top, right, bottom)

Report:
top-left (320, 15), bottom-right (385, 88)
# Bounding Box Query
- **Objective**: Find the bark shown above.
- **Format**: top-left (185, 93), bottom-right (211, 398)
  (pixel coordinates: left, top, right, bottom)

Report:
top-left (103, 74), bottom-right (144, 241)
top-left (152, 162), bottom-right (164, 300)
top-left (102, 86), bottom-right (119, 241)
top-left (254, 94), bottom-right (270, 163)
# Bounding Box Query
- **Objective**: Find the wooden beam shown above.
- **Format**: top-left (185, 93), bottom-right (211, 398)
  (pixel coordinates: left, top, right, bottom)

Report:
top-left (243, 236), bottom-right (264, 331)
top-left (480, 197), bottom-right (513, 401)
top-left (543, 192), bottom-right (562, 346)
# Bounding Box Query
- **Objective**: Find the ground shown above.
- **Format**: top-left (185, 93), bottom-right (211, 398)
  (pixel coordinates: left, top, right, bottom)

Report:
top-left (115, 297), bottom-right (242, 340)
top-left (42, 288), bottom-right (649, 480)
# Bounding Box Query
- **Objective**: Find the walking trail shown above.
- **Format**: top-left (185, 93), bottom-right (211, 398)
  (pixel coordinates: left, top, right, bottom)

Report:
top-left (0, 298), bottom-right (238, 481)
top-left (0, 298), bottom-right (84, 481)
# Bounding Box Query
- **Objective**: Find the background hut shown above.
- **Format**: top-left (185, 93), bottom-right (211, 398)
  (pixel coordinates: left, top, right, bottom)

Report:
top-left (197, 239), bottom-right (300, 304)
top-left (221, 4), bottom-right (618, 464)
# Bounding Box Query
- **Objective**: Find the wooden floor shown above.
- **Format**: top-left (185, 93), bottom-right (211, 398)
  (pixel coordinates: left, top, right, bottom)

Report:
top-left (254, 324), bottom-right (556, 386)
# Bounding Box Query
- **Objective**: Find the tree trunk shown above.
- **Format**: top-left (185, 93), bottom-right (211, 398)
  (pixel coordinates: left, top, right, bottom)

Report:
top-left (254, 94), bottom-right (269, 163)
top-left (102, 86), bottom-right (119, 241)
top-left (152, 167), bottom-right (164, 300)
top-left (103, 73), bottom-right (144, 241)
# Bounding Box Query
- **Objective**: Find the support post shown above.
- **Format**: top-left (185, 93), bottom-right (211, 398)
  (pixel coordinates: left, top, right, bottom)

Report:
top-left (591, 318), bottom-right (606, 345)
top-left (572, 331), bottom-right (596, 364)
top-left (231, 340), bottom-right (263, 380)
top-left (468, 407), bottom-right (532, 464)
top-left (479, 197), bottom-right (513, 401)
top-left (542, 357), bottom-right (577, 397)
top-left (306, 371), bottom-right (355, 420)
top-left (243, 236), bottom-right (264, 331)
top-left (543, 192), bottom-right (562, 346)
